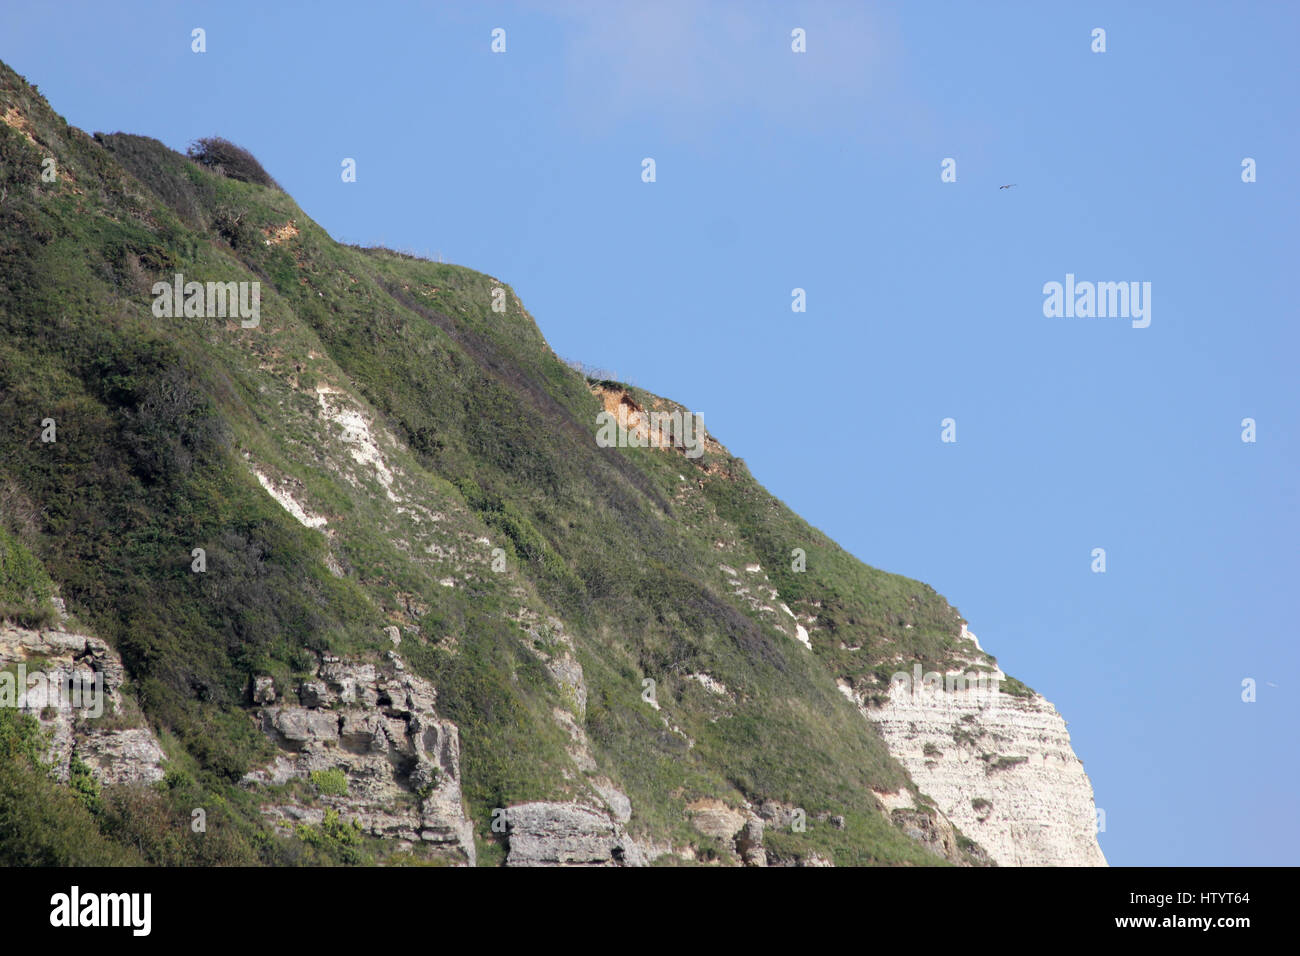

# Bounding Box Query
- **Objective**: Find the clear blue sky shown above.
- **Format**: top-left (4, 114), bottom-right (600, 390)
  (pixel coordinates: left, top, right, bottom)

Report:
top-left (4, 1), bottom-right (1296, 866)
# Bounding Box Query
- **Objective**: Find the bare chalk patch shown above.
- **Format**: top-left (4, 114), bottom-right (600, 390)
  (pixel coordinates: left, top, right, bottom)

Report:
top-left (316, 385), bottom-right (398, 500)
top-left (253, 469), bottom-right (327, 529)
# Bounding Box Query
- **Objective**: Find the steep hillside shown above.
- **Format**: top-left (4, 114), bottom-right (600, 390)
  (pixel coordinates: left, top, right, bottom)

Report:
top-left (0, 60), bottom-right (1103, 866)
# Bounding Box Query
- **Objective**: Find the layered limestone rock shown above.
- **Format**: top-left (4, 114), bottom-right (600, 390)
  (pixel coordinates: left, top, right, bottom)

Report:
top-left (242, 649), bottom-right (476, 865)
top-left (851, 625), bottom-right (1106, 867)
top-left (687, 798), bottom-right (770, 866)
top-left (502, 802), bottom-right (647, 866)
top-left (0, 620), bottom-right (166, 786)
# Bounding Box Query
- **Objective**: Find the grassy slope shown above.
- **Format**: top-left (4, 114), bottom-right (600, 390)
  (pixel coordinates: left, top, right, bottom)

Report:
top-left (0, 60), bottom-right (1010, 865)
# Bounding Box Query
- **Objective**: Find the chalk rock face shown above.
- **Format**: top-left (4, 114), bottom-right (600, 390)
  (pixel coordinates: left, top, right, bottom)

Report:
top-left (503, 802), bottom-right (646, 866)
top-left (0, 624), bottom-right (166, 787)
top-left (853, 627), bottom-right (1106, 867)
top-left (243, 650), bottom-right (476, 865)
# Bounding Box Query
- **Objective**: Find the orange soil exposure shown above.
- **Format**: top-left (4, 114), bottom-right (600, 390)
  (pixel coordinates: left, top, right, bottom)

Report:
top-left (588, 383), bottom-right (723, 467)
top-left (590, 383), bottom-right (655, 446)
top-left (263, 219), bottom-right (299, 245)
top-left (1, 106), bottom-right (38, 145)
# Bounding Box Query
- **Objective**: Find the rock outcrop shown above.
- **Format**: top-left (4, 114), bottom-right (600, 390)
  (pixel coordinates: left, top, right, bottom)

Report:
top-left (853, 625), bottom-right (1106, 867)
top-left (502, 802), bottom-right (646, 866)
top-left (0, 621), bottom-right (166, 786)
top-left (242, 649), bottom-right (476, 865)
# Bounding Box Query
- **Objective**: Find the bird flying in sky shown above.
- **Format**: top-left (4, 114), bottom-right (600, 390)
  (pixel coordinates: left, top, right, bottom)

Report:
top-left (999, 184), bottom-right (1017, 190)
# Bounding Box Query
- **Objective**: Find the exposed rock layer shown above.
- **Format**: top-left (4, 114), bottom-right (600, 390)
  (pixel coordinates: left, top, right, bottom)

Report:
top-left (242, 650), bottom-right (476, 865)
top-left (503, 801), bottom-right (646, 867)
top-left (854, 626), bottom-right (1106, 867)
top-left (0, 621), bottom-right (166, 786)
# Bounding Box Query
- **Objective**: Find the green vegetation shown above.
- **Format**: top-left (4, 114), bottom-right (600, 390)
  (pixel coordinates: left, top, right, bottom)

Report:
top-left (186, 137), bottom-right (280, 190)
top-left (0, 525), bottom-right (56, 626)
top-left (0, 709), bottom-right (142, 865)
top-left (296, 810), bottom-right (366, 864)
top-left (67, 753), bottom-right (103, 815)
top-left (310, 767), bottom-right (349, 797)
top-left (0, 59), bottom-right (1028, 865)
top-left (1000, 674), bottom-right (1036, 698)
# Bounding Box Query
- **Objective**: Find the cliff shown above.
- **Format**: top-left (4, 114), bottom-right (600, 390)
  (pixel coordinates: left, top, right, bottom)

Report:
top-left (851, 626), bottom-right (1104, 866)
top-left (0, 59), bottom-right (1103, 866)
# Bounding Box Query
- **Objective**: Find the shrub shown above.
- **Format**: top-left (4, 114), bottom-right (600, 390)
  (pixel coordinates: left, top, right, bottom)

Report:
top-left (68, 754), bottom-right (103, 816)
top-left (186, 137), bottom-right (278, 189)
top-left (211, 204), bottom-right (259, 251)
top-left (310, 767), bottom-right (349, 796)
top-left (296, 809), bottom-right (366, 864)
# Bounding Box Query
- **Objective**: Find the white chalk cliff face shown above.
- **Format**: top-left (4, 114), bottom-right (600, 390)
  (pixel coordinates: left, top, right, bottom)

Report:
top-left (849, 625), bottom-right (1106, 867)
